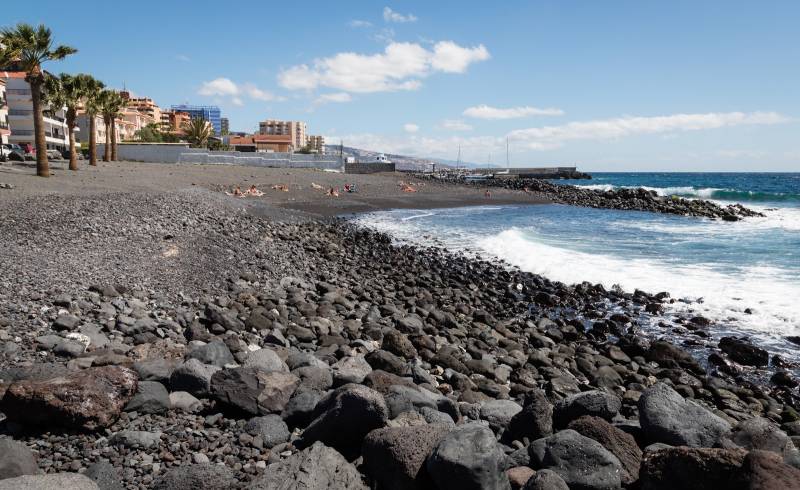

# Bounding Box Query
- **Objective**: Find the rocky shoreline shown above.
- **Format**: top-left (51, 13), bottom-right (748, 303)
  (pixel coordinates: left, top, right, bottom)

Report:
top-left (415, 174), bottom-right (765, 221)
top-left (0, 190), bottom-right (797, 489)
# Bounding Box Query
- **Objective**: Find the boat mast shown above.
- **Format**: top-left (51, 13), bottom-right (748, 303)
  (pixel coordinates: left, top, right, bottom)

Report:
top-left (506, 137), bottom-right (510, 170)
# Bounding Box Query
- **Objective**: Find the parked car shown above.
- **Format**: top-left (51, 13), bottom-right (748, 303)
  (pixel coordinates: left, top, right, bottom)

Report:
top-left (0, 144), bottom-right (25, 162)
top-left (60, 148), bottom-right (84, 160)
top-left (46, 149), bottom-right (64, 160)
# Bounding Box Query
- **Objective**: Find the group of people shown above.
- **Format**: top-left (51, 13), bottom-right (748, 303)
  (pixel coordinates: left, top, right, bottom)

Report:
top-left (226, 185), bottom-right (264, 198)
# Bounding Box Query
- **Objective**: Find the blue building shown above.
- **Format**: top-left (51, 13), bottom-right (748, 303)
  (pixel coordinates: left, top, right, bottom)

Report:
top-left (170, 104), bottom-right (222, 135)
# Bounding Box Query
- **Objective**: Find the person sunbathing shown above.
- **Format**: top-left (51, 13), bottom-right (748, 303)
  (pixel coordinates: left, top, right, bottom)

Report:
top-left (247, 185), bottom-right (264, 197)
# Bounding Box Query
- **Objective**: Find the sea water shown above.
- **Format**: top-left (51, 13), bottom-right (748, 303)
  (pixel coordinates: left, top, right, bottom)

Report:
top-left (353, 173), bottom-right (800, 359)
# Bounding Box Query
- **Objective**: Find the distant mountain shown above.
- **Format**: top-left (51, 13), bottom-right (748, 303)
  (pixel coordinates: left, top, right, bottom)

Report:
top-left (325, 145), bottom-right (488, 170)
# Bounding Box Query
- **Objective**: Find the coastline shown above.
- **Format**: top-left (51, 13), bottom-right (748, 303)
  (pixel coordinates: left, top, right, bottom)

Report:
top-left (0, 162), bottom-right (798, 487)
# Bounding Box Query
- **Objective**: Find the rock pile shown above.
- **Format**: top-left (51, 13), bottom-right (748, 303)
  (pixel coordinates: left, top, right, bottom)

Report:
top-left (0, 191), bottom-right (796, 489)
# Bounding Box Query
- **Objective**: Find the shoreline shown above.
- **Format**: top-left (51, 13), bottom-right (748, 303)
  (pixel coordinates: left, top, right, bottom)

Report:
top-left (0, 162), bottom-right (798, 488)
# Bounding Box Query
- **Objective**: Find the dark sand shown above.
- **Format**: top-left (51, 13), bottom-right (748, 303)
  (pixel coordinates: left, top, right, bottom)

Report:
top-left (0, 160), bottom-right (548, 217)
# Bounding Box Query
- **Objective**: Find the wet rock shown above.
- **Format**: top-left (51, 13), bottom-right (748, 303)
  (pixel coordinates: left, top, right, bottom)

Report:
top-left (1, 366), bottom-right (138, 430)
top-left (362, 424), bottom-right (451, 490)
top-left (426, 423), bottom-right (510, 490)
top-left (568, 416), bottom-right (642, 485)
top-left (646, 340), bottom-right (703, 373)
top-left (553, 390), bottom-right (622, 428)
top-left (152, 464), bottom-right (237, 490)
top-left (210, 367), bottom-right (299, 415)
top-left (244, 414), bottom-right (290, 448)
top-left (124, 381), bottom-right (170, 414)
top-left (248, 441), bottom-right (367, 489)
top-left (0, 473), bottom-right (99, 490)
top-left (718, 337), bottom-right (769, 367)
top-left (0, 438), bottom-right (39, 480)
top-left (298, 385), bottom-right (388, 456)
top-left (639, 382), bottom-right (731, 447)
top-left (639, 447), bottom-right (746, 490)
top-left (529, 429), bottom-right (622, 490)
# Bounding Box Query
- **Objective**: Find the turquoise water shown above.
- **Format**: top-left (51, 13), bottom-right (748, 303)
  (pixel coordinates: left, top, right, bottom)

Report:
top-left (354, 173), bottom-right (800, 358)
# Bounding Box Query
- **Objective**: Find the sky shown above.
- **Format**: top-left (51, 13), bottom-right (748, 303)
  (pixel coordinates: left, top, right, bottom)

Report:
top-left (5, 0), bottom-right (800, 171)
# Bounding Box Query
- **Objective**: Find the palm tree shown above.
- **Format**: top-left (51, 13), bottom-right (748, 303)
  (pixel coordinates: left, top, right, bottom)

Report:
top-left (98, 89), bottom-right (125, 162)
top-left (43, 73), bottom-right (94, 171)
top-left (182, 117), bottom-right (212, 148)
top-left (0, 23), bottom-right (76, 177)
top-left (81, 76), bottom-right (105, 166)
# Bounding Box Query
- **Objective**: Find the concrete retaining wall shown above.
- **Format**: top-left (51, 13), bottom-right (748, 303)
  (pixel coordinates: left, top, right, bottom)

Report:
top-left (345, 162), bottom-right (396, 174)
top-left (99, 144), bottom-right (343, 170)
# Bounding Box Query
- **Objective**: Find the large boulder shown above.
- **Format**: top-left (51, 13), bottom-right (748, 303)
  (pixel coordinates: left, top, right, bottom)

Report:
top-left (639, 382), bottom-right (731, 447)
top-left (298, 384), bottom-right (388, 456)
top-left (646, 341), bottom-right (703, 373)
top-left (529, 429), bottom-right (622, 490)
top-left (553, 390), bottom-right (621, 428)
top-left (210, 367), bottom-right (299, 415)
top-left (0, 473), bottom-right (99, 490)
top-left (169, 359), bottom-right (220, 397)
top-left (185, 341), bottom-right (235, 367)
top-left (243, 348), bottom-right (289, 373)
top-left (426, 423), bottom-right (510, 490)
top-left (1, 366), bottom-right (137, 430)
top-left (508, 389), bottom-right (553, 441)
top-left (152, 464), bottom-right (237, 490)
top-left (331, 355), bottom-right (372, 386)
top-left (719, 337), bottom-right (769, 367)
top-left (247, 442), bottom-right (367, 489)
top-left (729, 417), bottom-right (796, 458)
top-left (738, 450), bottom-right (800, 490)
top-left (362, 425), bottom-right (451, 490)
top-left (568, 416), bottom-right (643, 485)
top-left (0, 438), bottom-right (39, 480)
top-left (481, 399), bottom-right (523, 431)
top-left (639, 447), bottom-right (746, 490)
top-left (523, 470), bottom-right (569, 490)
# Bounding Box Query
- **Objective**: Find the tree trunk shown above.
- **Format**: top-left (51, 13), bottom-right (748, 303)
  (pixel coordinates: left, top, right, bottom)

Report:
top-left (29, 79), bottom-right (49, 177)
top-left (89, 115), bottom-right (97, 166)
top-left (110, 117), bottom-right (118, 161)
top-left (67, 110), bottom-right (77, 171)
top-left (103, 116), bottom-right (111, 162)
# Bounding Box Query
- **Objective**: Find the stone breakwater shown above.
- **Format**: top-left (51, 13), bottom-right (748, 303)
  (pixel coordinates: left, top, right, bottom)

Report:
top-left (0, 192), bottom-right (797, 489)
top-left (416, 174), bottom-right (765, 221)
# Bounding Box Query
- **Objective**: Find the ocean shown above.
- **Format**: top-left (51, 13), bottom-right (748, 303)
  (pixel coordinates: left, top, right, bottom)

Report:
top-left (354, 172), bottom-right (800, 360)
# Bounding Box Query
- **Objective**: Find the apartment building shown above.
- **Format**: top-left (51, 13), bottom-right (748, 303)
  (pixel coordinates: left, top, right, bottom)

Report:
top-left (258, 119), bottom-right (307, 150)
top-left (75, 113), bottom-right (134, 145)
top-left (220, 117), bottom-right (229, 135)
top-left (307, 135), bottom-right (325, 154)
top-left (160, 110), bottom-right (192, 134)
top-left (0, 71), bottom-right (71, 151)
top-left (121, 107), bottom-right (155, 137)
top-left (0, 79), bottom-right (9, 145)
top-left (121, 91), bottom-right (162, 123)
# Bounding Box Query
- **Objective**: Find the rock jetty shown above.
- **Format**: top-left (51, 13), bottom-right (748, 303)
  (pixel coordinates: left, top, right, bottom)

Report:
top-left (417, 174), bottom-right (765, 221)
top-left (0, 191), bottom-right (795, 489)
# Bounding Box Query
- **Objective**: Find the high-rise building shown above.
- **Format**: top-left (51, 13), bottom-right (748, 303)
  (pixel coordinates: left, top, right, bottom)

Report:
top-left (258, 119), bottom-right (307, 150)
top-left (171, 104), bottom-right (221, 135)
top-left (120, 91), bottom-right (162, 124)
top-left (0, 70), bottom-right (71, 151)
top-left (220, 117), bottom-right (229, 135)
top-left (0, 79), bottom-right (9, 145)
top-left (160, 110), bottom-right (192, 134)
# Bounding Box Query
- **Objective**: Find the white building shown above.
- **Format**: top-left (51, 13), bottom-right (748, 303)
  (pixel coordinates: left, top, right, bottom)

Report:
top-left (0, 79), bottom-right (9, 145)
top-left (0, 71), bottom-right (72, 152)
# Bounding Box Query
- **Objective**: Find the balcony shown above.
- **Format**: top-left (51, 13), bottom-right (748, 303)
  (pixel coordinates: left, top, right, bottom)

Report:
top-left (9, 108), bottom-right (33, 117)
top-left (11, 129), bottom-right (34, 136)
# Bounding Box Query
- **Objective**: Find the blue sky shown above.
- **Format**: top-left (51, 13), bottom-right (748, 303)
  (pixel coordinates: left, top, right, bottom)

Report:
top-left (6, 0), bottom-right (800, 170)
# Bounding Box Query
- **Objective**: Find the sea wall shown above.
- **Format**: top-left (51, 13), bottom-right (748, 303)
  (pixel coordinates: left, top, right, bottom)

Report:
top-left (345, 162), bottom-right (396, 174)
top-left (99, 144), bottom-right (344, 170)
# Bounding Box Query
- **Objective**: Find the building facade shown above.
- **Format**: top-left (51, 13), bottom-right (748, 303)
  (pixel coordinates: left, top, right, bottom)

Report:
top-left (75, 113), bottom-right (134, 145)
top-left (121, 91), bottom-right (162, 124)
top-left (0, 79), bottom-right (9, 145)
top-left (258, 119), bottom-right (307, 151)
top-left (307, 135), bottom-right (325, 153)
top-left (160, 110), bottom-right (192, 135)
top-left (229, 134), bottom-right (293, 153)
top-left (171, 104), bottom-right (221, 135)
top-left (220, 117), bottom-right (229, 135)
top-left (0, 71), bottom-right (71, 152)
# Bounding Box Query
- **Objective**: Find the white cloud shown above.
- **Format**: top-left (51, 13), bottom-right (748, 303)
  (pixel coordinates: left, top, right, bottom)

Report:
top-left (508, 111), bottom-right (790, 150)
top-left (277, 41), bottom-right (490, 94)
top-left (440, 119), bottom-right (473, 131)
top-left (349, 19), bottom-right (372, 28)
top-left (383, 7), bottom-right (417, 23)
top-left (328, 132), bottom-right (503, 161)
top-left (198, 78), bottom-right (282, 105)
top-left (315, 92), bottom-right (353, 104)
top-left (464, 104), bottom-right (564, 119)
top-left (431, 42), bottom-right (490, 73)
top-left (404, 123), bottom-right (419, 133)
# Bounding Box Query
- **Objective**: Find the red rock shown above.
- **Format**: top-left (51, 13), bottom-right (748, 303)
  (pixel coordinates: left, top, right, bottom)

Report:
top-left (507, 466), bottom-right (535, 489)
top-left (640, 446), bottom-right (747, 490)
top-left (1, 366), bottom-right (138, 430)
top-left (739, 450), bottom-right (800, 490)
